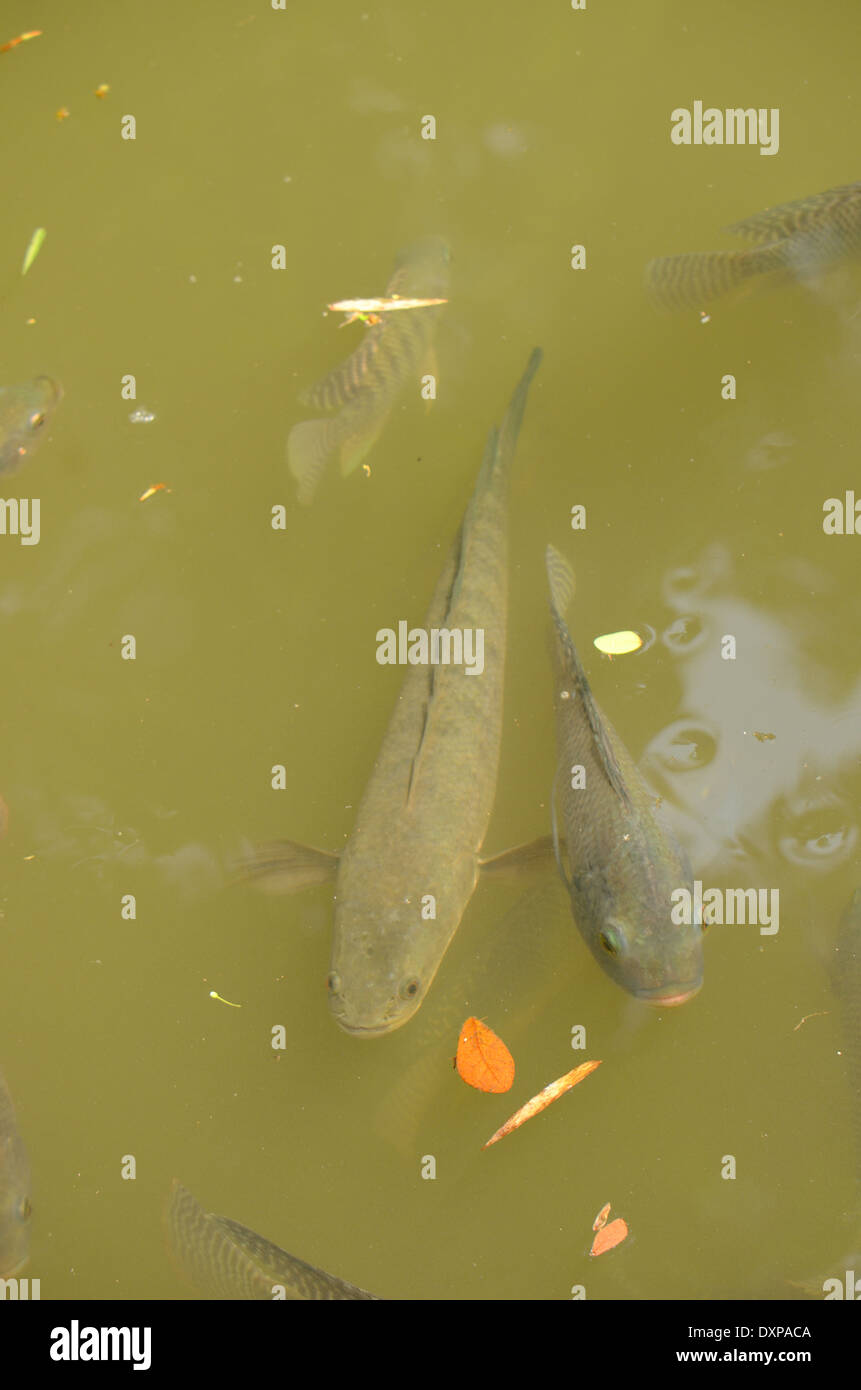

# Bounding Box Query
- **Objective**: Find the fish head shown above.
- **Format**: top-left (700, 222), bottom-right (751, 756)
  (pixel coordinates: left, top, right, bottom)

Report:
top-left (327, 900), bottom-right (445, 1037)
top-left (0, 376), bottom-right (63, 474)
top-left (587, 910), bottom-right (703, 1005)
top-left (0, 1131), bottom-right (31, 1277)
top-left (571, 853), bottom-right (705, 1006)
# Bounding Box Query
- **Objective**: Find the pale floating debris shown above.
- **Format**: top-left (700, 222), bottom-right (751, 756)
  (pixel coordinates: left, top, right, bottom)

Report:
top-left (792, 1010), bottom-right (829, 1032)
top-left (482, 1059), bottom-right (602, 1148)
top-left (752, 731), bottom-right (776, 743)
top-left (593, 629), bottom-right (644, 656)
top-left (94, 83), bottom-right (110, 98)
top-left (592, 1202), bottom-right (612, 1232)
top-left (209, 990), bottom-right (241, 1008)
top-left (21, 227), bottom-right (46, 276)
top-left (129, 408), bottom-right (156, 424)
top-left (328, 294), bottom-right (448, 327)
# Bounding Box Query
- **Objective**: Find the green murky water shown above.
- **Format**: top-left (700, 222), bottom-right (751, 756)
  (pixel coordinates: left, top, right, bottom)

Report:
top-left (0, 0), bottom-right (860, 1299)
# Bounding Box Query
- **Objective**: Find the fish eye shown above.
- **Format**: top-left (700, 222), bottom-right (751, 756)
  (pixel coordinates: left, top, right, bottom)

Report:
top-left (326, 972), bottom-right (341, 996)
top-left (399, 976), bottom-right (420, 1000)
top-left (598, 929), bottom-right (619, 957)
top-left (28, 412), bottom-right (47, 432)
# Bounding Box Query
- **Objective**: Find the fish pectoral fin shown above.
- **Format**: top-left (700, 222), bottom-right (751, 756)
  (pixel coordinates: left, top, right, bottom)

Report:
top-left (338, 413), bottom-right (386, 476)
top-left (479, 835), bottom-right (557, 878)
top-left (235, 839), bottom-right (339, 894)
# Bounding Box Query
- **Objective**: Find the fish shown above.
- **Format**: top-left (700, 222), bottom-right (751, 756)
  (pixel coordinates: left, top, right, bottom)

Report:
top-left (545, 544), bottom-right (704, 1003)
top-left (0, 377), bottom-right (62, 473)
top-left (0, 1069), bottom-right (31, 1277)
top-left (287, 236), bottom-right (450, 504)
top-left (166, 1180), bottom-right (379, 1300)
top-left (247, 349), bottom-right (543, 1035)
top-left (833, 887), bottom-right (861, 1183)
top-left (646, 181), bottom-right (861, 309)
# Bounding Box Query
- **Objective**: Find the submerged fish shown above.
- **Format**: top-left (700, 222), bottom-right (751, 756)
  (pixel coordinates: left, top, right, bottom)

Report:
top-left (0, 376), bottom-right (62, 473)
top-left (0, 1069), bottom-right (31, 1277)
top-left (248, 349), bottom-right (543, 1035)
top-left (166, 1181), bottom-right (378, 1299)
top-left (647, 181), bottom-right (861, 309)
top-left (287, 237), bottom-right (450, 504)
top-left (833, 887), bottom-right (861, 1183)
top-left (546, 545), bottom-right (704, 1003)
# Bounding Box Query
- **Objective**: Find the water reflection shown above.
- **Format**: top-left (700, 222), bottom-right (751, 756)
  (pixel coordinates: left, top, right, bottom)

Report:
top-left (642, 544), bottom-right (861, 878)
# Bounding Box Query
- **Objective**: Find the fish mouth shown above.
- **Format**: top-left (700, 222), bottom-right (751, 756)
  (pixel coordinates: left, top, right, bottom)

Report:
top-left (336, 1019), bottom-right (398, 1038)
top-left (331, 1008), bottom-right (407, 1038)
top-left (638, 982), bottom-right (702, 1007)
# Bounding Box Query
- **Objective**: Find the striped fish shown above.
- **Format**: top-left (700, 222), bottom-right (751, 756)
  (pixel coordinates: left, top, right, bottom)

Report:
top-left (287, 237), bottom-right (450, 504)
top-left (166, 1181), bottom-right (379, 1300)
top-left (647, 181), bottom-right (861, 310)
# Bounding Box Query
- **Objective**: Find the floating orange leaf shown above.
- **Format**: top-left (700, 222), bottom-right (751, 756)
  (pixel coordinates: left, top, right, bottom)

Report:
top-left (482, 1059), bottom-right (601, 1148)
top-left (592, 1202), bottom-right (611, 1232)
top-left (455, 1017), bottom-right (514, 1094)
top-left (589, 1216), bottom-right (628, 1257)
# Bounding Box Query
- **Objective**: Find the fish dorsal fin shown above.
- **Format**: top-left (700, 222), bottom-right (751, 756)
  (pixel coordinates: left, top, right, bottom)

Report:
top-left (545, 542), bottom-right (576, 615)
top-left (550, 764), bottom-right (571, 890)
top-left (725, 183), bottom-right (861, 243)
top-left (545, 544), bottom-right (633, 810)
top-left (404, 523), bottom-right (468, 808)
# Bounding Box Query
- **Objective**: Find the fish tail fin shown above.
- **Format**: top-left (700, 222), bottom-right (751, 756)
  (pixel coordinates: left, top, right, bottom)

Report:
top-left (477, 347), bottom-right (543, 493)
top-left (287, 418), bottom-right (343, 504)
top-left (545, 543), bottom-right (576, 622)
top-left (645, 245), bottom-right (785, 310)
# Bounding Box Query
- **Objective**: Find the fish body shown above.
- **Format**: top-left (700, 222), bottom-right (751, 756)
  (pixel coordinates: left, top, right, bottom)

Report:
top-left (546, 545), bottom-right (703, 1003)
top-left (833, 887), bottom-right (861, 1182)
top-left (327, 350), bottom-right (542, 1034)
top-left (0, 1069), bottom-right (31, 1276)
top-left (166, 1181), bottom-right (378, 1300)
top-left (0, 376), bottom-right (62, 473)
top-left (288, 237), bottom-right (450, 503)
top-left (647, 180), bottom-right (861, 309)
